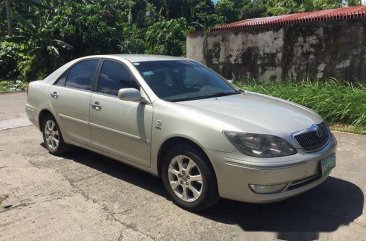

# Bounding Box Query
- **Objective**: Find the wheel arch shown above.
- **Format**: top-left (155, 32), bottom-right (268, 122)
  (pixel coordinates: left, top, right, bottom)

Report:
top-left (38, 109), bottom-right (55, 131)
top-left (156, 136), bottom-right (217, 181)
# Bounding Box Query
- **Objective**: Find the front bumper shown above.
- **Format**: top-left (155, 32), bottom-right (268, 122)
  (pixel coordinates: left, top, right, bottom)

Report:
top-left (206, 137), bottom-right (337, 203)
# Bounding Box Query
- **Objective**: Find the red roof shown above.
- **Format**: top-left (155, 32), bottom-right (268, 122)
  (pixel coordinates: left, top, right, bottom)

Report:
top-left (211, 6), bottom-right (366, 32)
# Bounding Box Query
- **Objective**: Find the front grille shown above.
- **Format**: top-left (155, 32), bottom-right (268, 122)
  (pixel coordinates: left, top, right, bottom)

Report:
top-left (294, 123), bottom-right (330, 152)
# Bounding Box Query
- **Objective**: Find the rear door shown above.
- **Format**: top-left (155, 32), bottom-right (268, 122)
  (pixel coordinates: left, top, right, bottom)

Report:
top-left (49, 59), bottom-right (99, 145)
top-left (89, 59), bottom-right (153, 167)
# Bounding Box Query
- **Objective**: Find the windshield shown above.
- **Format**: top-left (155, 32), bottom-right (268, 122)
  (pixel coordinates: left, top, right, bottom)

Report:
top-left (133, 60), bottom-right (240, 102)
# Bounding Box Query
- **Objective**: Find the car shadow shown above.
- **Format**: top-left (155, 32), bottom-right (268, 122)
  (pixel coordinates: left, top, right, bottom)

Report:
top-left (199, 176), bottom-right (364, 240)
top-left (60, 145), bottom-right (167, 197)
top-left (55, 145), bottom-right (363, 241)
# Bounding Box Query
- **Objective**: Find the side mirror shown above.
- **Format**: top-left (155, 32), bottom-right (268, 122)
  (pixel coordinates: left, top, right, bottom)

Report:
top-left (118, 88), bottom-right (142, 102)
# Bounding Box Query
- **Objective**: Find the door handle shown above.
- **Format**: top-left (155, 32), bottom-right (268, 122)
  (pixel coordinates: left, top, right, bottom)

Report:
top-left (91, 101), bottom-right (102, 111)
top-left (50, 91), bottom-right (58, 99)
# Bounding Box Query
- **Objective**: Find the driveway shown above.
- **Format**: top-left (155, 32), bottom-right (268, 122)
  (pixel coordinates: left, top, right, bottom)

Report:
top-left (0, 92), bottom-right (365, 241)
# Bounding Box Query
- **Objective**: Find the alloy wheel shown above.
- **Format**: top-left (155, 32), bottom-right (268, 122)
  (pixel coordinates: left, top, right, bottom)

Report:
top-left (167, 155), bottom-right (203, 202)
top-left (44, 119), bottom-right (60, 150)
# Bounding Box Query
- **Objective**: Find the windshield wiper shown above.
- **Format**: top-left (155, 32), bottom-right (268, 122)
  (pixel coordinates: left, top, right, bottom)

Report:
top-left (169, 96), bottom-right (203, 102)
top-left (170, 91), bottom-right (238, 102)
top-left (205, 91), bottom-right (237, 98)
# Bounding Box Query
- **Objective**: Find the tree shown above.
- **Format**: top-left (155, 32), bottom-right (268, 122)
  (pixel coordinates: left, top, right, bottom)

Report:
top-left (5, 0), bottom-right (13, 36)
top-left (148, 0), bottom-right (168, 18)
top-left (347, 0), bottom-right (362, 6)
top-left (10, 7), bottom-right (73, 79)
top-left (1, 0), bottom-right (362, 81)
top-left (237, 0), bottom-right (362, 20)
top-left (264, 0), bottom-right (361, 16)
top-left (215, 0), bottom-right (240, 23)
top-left (0, 41), bottom-right (20, 79)
top-left (190, 0), bottom-right (222, 27)
top-left (165, 0), bottom-right (191, 19)
top-left (240, 0), bottom-right (268, 19)
top-left (145, 17), bottom-right (188, 56)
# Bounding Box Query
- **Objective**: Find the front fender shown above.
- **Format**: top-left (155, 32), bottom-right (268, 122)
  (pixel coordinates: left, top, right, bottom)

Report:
top-left (149, 100), bottom-right (236, 175)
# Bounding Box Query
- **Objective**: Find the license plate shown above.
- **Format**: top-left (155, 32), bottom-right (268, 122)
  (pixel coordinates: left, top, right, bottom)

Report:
top-left (320, 153), bottom-right (336, 176)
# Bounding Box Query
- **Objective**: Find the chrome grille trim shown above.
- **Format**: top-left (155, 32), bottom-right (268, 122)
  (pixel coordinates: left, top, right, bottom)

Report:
top-left (292, 123), bottom-right (330, 152)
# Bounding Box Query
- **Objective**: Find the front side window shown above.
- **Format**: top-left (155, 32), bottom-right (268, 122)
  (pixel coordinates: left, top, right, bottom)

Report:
top-left (97, 60), bottom-right (139, 96)
top-left (55, 72), bottom-right (67, 86)
top-left (65, 60), bottom-right (98, 91)
top-left (133, 60), bottom-right (239, 102)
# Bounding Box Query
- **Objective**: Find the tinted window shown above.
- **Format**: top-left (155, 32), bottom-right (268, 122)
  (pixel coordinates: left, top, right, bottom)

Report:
top-left (55, 72), bottom-right (67, 86)
top-left (134, 60), bottom-right (239, 101)
top-left (65, 60), bottom-right (98, 90)
top-left (97, 60), bottom-right (138, 96)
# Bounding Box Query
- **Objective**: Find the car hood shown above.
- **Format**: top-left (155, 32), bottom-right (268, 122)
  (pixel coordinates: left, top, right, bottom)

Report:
top-left (177, 91), bottom-right (323, 136)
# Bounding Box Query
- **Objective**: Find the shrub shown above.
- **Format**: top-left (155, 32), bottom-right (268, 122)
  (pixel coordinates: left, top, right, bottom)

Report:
top-left (0, 42), bottom-right (20, 80)
top-left (145, 18), bottom-right (188, 56)
top-left (0, 80), bottom-right (28, 93)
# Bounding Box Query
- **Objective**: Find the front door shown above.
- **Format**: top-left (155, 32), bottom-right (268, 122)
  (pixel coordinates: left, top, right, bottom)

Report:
top-left (49, 59), bottom-right (99, 145)
top-left (89, 60), bottom-right (153, 167)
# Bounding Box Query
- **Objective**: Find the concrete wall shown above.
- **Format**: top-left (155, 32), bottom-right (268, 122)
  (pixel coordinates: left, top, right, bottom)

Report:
top-left (187, 19), bottom-right (366, 82)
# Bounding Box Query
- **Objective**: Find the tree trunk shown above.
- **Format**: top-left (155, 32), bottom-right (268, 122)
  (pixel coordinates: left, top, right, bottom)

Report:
top-left (6, 0), bottom-right (13, 37)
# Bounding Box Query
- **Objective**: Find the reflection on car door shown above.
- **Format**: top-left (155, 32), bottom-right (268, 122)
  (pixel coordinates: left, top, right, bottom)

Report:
top-left (48, 59), bottom-right (98, 145)
top-left (89, 60), bottom-right (152, 167)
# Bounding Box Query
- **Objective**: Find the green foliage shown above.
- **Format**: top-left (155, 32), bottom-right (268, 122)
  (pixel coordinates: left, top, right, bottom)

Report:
top-left (0, 79), bottom-right (28, 93)
top-left (0, 4), bottom-right (7, 38)
top-left (0, 0), bottom-right (363, 81)
top-left (220, 0), bottom-right (362, 19)
top-left (348, 0), bottom-right (362, 6)
top-left (0, 41), bottom-right (20, 79)
top-left (240, 0), bottom-right (267, 19)
top-left (263, 0), bottom-right (360, 16)
top-left (189, 0), bottom-right (222, 28)
top-left (236, 80), bottom-right (366, 129)
top-left (53, 1), bottom-right (126, 55)
top-left (146, 18), bottom-right (188, 56)
top-left (215, 0), bottom-right (239, 23)
top-left (8, 1), bottom-right (74, 80)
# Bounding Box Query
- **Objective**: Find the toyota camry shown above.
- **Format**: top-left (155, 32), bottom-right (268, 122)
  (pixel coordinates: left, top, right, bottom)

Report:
top-left (26, 54), bottom-right (337, 211)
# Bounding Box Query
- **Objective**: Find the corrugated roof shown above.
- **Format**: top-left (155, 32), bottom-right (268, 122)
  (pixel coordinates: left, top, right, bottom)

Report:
top-left (210, 6), bottom-right (366, 32)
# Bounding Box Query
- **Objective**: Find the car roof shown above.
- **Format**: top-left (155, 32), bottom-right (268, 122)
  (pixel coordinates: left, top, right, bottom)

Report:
top-left (43, 54), bottom-right (188, 85)
top-left (111, 54), bottom-right (185, 62)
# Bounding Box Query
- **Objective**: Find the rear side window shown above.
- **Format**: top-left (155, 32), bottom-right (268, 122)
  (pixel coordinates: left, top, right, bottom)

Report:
top-left (97, 60), bottom-right (139, 96)
top-left (65, 60), bottom-right (98, 91)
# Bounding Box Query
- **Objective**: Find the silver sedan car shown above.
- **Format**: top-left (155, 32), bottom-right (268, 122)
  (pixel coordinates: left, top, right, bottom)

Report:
top-left (26, 54), bottom-right (337, 211)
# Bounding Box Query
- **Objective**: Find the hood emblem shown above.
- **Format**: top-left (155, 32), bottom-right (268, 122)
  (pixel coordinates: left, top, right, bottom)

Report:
top-left (315, 126), bottom-right (323, 137)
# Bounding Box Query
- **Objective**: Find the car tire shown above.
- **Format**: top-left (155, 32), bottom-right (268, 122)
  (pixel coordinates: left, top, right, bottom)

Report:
top-left (42, 114), bottom-right (70, 156)
top-left (162, 143), bottom-right (219, 212)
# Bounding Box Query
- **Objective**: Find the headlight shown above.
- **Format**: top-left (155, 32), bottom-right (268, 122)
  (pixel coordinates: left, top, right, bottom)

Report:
top-left (223, 131), bottom-right (297, 158)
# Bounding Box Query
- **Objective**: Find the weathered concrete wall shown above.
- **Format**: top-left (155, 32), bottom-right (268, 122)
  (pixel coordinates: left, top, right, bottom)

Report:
top-left (187, 19), bottom-right (366, 82)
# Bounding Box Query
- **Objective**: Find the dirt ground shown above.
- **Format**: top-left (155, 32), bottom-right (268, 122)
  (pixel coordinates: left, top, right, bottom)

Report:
top-left (0, 93), bottom-right (365, 241)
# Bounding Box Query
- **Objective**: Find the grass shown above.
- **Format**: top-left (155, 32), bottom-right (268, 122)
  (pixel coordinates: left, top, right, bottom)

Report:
top-left (236, 80), bottom-right (366, 135)
top-left (0, 78), bottom-right (364, 134)
top-left (330, 124), bottom-right (366, 135)
top-left (0, 80), bottom-right (28, 93)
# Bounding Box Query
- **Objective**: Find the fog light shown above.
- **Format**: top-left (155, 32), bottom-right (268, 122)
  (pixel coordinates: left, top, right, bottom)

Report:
top-left (249, 183), bottom-right (288, 194)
